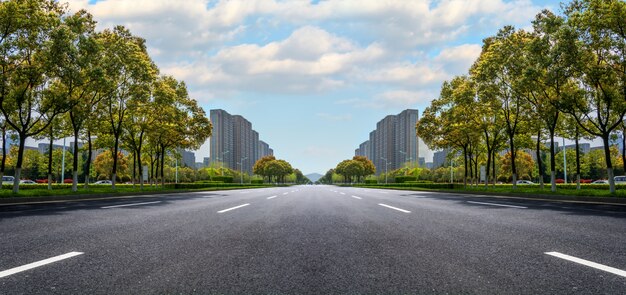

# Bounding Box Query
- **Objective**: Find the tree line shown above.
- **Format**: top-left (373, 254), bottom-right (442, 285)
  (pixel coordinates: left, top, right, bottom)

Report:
top-left (417, 0), bottom-right (626, 193)
top-left (252, 156), bottom-right (310, 184)
top-left (0, 0), bottom-right (212, 193)
top-left (319, 156), bottom-right (376, 184)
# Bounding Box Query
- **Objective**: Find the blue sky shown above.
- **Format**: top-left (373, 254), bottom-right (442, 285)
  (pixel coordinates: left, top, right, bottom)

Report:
top-left (65, 0), bottom-right (560, 175)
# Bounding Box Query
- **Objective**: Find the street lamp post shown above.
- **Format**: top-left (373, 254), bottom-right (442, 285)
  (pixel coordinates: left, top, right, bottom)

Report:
top-left (238, 156), bottom-right (247, 184)
top-left (221, 150), bottom-right (229, 175)
top-left (381, 157), bottom-right (392, 184)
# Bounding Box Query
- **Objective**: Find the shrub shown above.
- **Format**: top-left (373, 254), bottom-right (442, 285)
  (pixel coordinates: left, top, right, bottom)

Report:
top-left (395, 176), bottom-right (417, 183)
top-left (212, 176), bottom-right (233, 183)
top-left (364, 179), bottom-right (378, 184)
top-left (251, 179), bottom-right (264, 184)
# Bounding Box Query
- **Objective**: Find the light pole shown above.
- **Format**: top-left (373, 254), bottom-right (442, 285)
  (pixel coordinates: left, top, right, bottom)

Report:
top-left (381, 157), bottom-right (392, 184)
top-left (221, 150), bottom-right (229, 175)
top-left (61, 137), bottom-right (66, 182)
top-left (238, 156), bottom-right (247, 184)
top-left (399, 150), bottom-right (413, 168)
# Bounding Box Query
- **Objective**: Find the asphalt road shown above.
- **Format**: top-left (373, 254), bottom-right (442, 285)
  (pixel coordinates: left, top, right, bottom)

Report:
top-left (1, 185), bottom-right (625, 294)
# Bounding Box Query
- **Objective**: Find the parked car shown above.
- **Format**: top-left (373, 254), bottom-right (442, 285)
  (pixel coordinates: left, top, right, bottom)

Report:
top-left (614, 176), bottom-right (626, 184)
top-left (555, 178), bottom-right (565, 184)
top-left (580, 179), bottom-right (593, 184)
top-left (516, 180), bottom-right (536, 185)
top-left (36, 178), bottom-right (51, 183)
top-left (2, 175), bottom-right (14, 184)
top-left (94, 180), bottom-right (112, 185)
top-left (20, 179), bottom-right (37, 184)
top-left (591, 180), bottom-right (609, 184)
top-left (63, 178), bottom-right (73, 184)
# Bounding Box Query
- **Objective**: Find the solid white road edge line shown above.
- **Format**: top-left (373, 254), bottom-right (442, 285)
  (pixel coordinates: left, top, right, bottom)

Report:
top-left (467, 201), bottom-right (527, 209)
top-left (545, 252), bottom-right (626, 278)
top-left (378, 203), bottom-right (411, 213)
top-left (101, 201), bottom-right (162, 209)
top-left (351, 195), bottom-right (362, 200)
top-left (217, 203), bottom-right (250, 213)
top-left (267, 196), bottom-right (277, 200)
top-left (340, 192), bottom-right (346, 195)
top-left (0, 252), bottom-right (84, 278)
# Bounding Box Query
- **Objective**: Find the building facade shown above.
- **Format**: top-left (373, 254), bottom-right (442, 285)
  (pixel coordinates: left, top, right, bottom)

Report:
top-left (209, 109), bottom-right (274, 174)
top-left (354, 109), bottom-right (420, 175)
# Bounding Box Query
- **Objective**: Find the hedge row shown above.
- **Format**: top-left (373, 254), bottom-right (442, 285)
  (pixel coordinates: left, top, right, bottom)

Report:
top-left (359, 183), bottom-right (462, 189)
top-left (174, 183), bottom-right (268, 189)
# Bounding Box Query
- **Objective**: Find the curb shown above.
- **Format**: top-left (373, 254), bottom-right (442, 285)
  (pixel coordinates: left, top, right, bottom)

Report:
top-left (358, 186), bottom-right (626, 206)
top-left (0, 190), bottom-right (194, 206)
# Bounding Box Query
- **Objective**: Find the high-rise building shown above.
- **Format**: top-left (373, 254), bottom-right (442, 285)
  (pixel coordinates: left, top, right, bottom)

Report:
top-left (210, 109), bottom-right (274, 174)
top-left (178, 149), bottom-right (196, 168)
top-left (354, 109), bottom-right (419, 174)
top-left (210, 109), bottom-right (234, 169)
top-left (433, 149), bottom-right (450, 168)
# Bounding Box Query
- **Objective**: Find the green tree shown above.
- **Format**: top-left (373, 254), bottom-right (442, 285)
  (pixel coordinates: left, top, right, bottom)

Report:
top-left (0, 0), bottom-right (70, 193)
top-left (472, 27), bottom-right (533, 188)
top-left (561, 0), bottom-right (626, 193)
top-left (98, 26), bottom-right (156, 189)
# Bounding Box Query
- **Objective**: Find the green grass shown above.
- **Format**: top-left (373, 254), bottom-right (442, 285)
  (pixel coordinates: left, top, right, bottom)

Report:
top-left (0, 183), bottom-right (272, 199)
top-left (354, 183), bottom-right (626, 198)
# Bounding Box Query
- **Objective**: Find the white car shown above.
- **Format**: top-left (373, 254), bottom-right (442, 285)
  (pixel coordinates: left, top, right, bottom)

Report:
top-left (614, 176), bottom-right (626, 184)
top-left (94, 180), bottom-right (113, 185)
top-left (591, 180), bottom-right (608, 184)
top-left (20, 179), bottom-right (37, 184)
top-left (516, 180), bottom-right (535, 185)
top-left (2, 176), bottom-right (14, 184)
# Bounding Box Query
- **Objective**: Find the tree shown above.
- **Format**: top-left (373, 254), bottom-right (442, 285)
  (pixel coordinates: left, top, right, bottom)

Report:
top-left (353, 156), bottom-right (375, 182)
top-left (472, 27), bottom-right (533, 188)
top-left (98, 26), bottom-right (156, 189)
top-left (52, 10), bottom-right (103, 191)
top-left (253, 155), bottom-right (276, 182)
top-left (93, 150), bottom-right (128, 181)
top-left (561, 0), bottom-right (626, 193)
top-left (499, 150), bottom-right (535, 181)
top-left (0, 0), bottom-right (70, 193)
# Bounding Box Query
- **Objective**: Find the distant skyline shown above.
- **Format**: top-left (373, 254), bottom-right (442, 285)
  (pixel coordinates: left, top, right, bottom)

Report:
top-left (58, 0), bottom-right (560, 174)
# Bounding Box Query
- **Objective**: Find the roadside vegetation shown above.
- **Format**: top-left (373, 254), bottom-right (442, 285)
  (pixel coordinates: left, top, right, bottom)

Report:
top-left (0, 0), bottom-right (308, 196)
top-left (417, 0), bottom-right (626, 194)
top-left (321, 0), bottom-right (626, 199)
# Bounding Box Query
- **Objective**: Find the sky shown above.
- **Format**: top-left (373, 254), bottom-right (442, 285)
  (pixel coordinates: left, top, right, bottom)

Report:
top-left (61, 0), bottom-right (560, 175)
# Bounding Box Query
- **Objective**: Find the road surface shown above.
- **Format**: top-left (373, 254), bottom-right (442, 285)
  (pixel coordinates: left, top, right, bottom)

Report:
top-left (1, 185), bottom-right (625, 294)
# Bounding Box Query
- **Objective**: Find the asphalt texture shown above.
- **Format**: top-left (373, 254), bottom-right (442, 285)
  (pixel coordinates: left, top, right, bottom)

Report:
top-left (1, 185), bottom-right (625, 294)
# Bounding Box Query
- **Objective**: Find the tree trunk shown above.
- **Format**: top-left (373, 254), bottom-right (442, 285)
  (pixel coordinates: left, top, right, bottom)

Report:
top-left (0, 126), bottom-right (6, 190)
top-left (138, 148), bottom-right (143, 190)
top-left (160, 147), bottom-right (166, 187)
top-left (463, 147), bottom-right (468, 188)
top-left (485, 147), bottom-right (491, 188)
top-left (84, 131), bottom-right (92, 189)
top-left (111, 138), bottom-right (120, 189)
top-left (509, 137), bottom-right (517, 189)
top-left (536, 129), bottom-right (544, 189)
top-left (602, 135), bottom-right (616, 193)
top-left (48, 131), bottom-right (54, 190)
top-left (132, 151), bottom-right (136, 188)
top-left (575, 127), bottom-right (581, 190)
top-left (12, 135), bottom-right (27, 193)
top-left (72, 129), bottom-right (79, 192)
top-left (491, 153), bottom-right (498, 187)
top-left (549, 131), bottom-right (556, 192)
